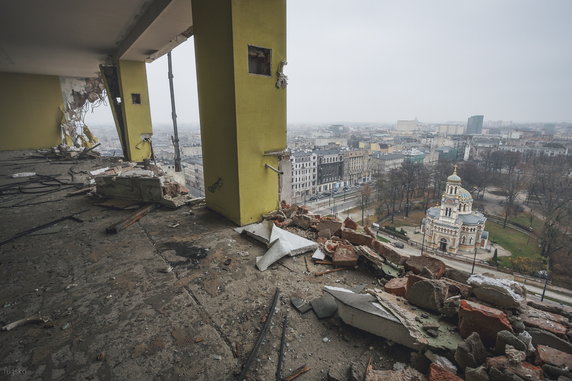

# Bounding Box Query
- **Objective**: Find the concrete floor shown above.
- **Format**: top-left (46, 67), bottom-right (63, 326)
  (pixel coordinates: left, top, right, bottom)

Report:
top-left (0, 151), bottom-right (410, 380)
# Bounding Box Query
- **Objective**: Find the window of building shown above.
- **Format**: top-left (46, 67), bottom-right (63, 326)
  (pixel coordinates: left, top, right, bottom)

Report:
top-left (248, 45), bottom-right (272, 76)
top-left (131, 93), bottom-right (141, 104)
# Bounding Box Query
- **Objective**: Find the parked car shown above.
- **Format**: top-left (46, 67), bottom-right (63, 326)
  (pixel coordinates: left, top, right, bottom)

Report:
top-left (534, 270), bottom-right (549, 280)
top-left (392, 241), bottom-right (404, 249)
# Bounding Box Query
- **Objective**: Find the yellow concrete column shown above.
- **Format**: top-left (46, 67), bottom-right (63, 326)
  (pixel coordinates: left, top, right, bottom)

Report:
top-left (193, 0), bottom-right (287, 226)
top-left (102, 61), bottom-right (153, 162)
top-left (0, 72), bottom-right (63, 150)
top-left (117, 60), bottom-right (153, 162)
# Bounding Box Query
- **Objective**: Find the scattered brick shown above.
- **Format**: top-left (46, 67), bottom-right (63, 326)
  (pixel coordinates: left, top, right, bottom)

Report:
top-left (428, 363), bottom-right (462, 381)
top-left (384, 277), bottom-right (408, 297)
top-left (536, 345), bottom-right (572, 369)
top-left (343, 217), bottom-right (358, 230)
top-left (370, 239), bottom-right (408, 265)
top-left (404, 256), bottom-right (446, 278)
top-left (341, 228), bottom-right (373, 246)
top-left (332, 243), bottom-right (358, 267)
top-left (458, 300), bottom-right (513, 347)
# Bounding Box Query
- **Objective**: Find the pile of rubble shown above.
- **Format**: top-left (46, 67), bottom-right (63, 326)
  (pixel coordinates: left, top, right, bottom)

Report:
top-left (236, 203), bottom-right (572, 381)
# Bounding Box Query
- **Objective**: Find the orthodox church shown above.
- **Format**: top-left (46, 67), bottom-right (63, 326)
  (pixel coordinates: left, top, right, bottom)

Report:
top-left (422, 166), bottom-right (489, 254)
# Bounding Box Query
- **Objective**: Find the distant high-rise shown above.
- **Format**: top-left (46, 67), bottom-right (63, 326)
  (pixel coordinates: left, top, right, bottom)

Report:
top-left (466, 115), bottom-right (484, 135)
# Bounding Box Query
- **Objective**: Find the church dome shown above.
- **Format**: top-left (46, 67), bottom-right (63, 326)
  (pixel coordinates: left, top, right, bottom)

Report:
top-left (447, 165), bottom-right (461, 183)
top-left (459, 187), bottom-right (472, 202)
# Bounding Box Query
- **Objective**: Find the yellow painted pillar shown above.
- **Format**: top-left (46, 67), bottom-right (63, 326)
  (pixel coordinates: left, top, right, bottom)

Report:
top-left (193, 0), bottom-right (287, 226)
top-left (101, 61), bottom-right (153, 162)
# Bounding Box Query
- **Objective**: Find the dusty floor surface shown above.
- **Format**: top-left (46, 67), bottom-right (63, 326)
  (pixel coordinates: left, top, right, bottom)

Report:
top-left (0, 151), bottom-right (409, 380)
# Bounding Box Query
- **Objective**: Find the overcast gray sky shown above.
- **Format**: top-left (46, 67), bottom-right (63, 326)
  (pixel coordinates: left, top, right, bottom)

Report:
top-left (91, 0), bottom-right (572, 127)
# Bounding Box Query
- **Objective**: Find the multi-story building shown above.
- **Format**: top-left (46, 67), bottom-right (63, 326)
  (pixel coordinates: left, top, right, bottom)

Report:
top-left (290, 151), bottom-right (317, 202)
top-left (343, 149), bottom-right (370, 186)
top-left (369, 152), bottom-right (404, 175)
top-left (184, 156), bottom-right (205, 198)
top-left (316, 149), bottom-right (343, 192)
top-left (395, 120), bottom-right (419, 135)
top-left (466, 115), bottom-right (484, 135)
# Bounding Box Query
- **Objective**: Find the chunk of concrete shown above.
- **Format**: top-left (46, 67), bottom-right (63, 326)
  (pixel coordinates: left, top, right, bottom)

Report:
top-left (444, 268), bottom-right (471, 284)
top-left (459, 300), bottom-right (513, 347)
top-left (527, 328), bottom-right (572, 354)
top-left (365, 365), bottom-right (427, 381)
top-left (312, 248), bottom-right (326, 260)
top-left (467, 274), bottom-right (526, 309)
top-left (405, 256), bottom-right (447, 278)
top-left (406, 278), bottom-right (448, 313)
top-left (310, 294), bottom-right (338, 319)
top-left (521, 306), bottom-right (569, 336)
top-left (290, 297), bottom-right (312, 314)
top-left (486, 356), bottom-right (543, 381)
top-left (254, 223), bottom-right (319, 271)
top-left (343, 217), bottom-right (358, 230)
top-left (495, 330), bottom-right (527, 354)
top-left (455, 332), bottom-right (488, 371)
top-left (370, 239), bottom-right (408, 265)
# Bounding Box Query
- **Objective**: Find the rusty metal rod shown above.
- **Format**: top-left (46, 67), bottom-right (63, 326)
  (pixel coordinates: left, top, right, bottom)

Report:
top-left (314, 268), bottom-right (347, 277)
top-left (281, 364), bottom-right (310, 381)
top-left (238, 288), bottom-right (280, 381)
top-left (276, 314), bottom-right (288, 381)
top-left (105, 204), bottom-right (155, 234)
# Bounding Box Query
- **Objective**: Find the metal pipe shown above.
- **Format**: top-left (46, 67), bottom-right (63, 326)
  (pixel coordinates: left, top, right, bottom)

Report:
top-left (276, 314), bottom-right (288, 381)
top-left (167, 51), bottom-right (182, 172)
top-left (265, 163), bottom-right (283, 175)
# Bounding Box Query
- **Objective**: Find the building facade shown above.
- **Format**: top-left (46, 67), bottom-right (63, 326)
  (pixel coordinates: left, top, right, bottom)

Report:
top-left (466, 115), bottom-right (484, 135)
top-left (290, 151), bottom-right (317, 202)
top-left (316, 149), bottom-right (343, 192)
top-left (369, 152), bottom-right (404, 175)
top-left (422, 167), bottom-right (488, 254)
top-left (343, 149), bottom-right (370, 186)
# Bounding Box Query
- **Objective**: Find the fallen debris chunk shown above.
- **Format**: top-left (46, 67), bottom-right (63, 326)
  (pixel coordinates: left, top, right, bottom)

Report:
top-left (495, 330), bottom-right (527, 354)
top-left (486, 355), bottom-right (543, 381)
top-left (237, 221), bottom-right (318, 271)
top-left (370, 239), bottom-right (409, 265)
top-left (290, 297), bottom-right (312, 314)
top-left (458, 300), bottom-right (513, 347)
top-left (404, 256), bottom-right (446, 279)
top-left (467, 274), bottom-right (526, 309)
top-left (536, 345), bottom-right (572, 368)
top-left (405, 278), bottom-right (448, 313)
top-left (311, 248), bottom-right (326, 261)
top-left (428, 363), bottom-right (462, 381)
top-left (455, 332), bottom-right (488, 371)
top-left (106, 204), bottom-right (155, 234)
top-left (310, 294), bottom-right (338, 319)
top-left (276, 314), bottom-right (288, 381)
top-left (1, 316), bottom-right (49, 331)
top-left (343, 217), bottom-right (358, 230)
top-left (332, 243), bottom-right (358, 267)
top-left (66, 186), bottom-right (94, 197)
top-left (364, 363), bottom-right (427, 381)
top-left (341, 228), bottom-right (373, 246)
top-left (527, 327), bottom-right (572, 354)
top-left (384, 277), bottom-right (408, 298)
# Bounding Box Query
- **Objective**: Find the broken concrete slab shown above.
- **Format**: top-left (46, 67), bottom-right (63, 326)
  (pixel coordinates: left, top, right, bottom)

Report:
top-left (310, 293), bottom-right (338, 319)
top-left (467, 274), bottom-right (526, 309)
top-left (290, 297), bottom-right (312, 314)
top-left (459, 300), bottom-right (513, 347)
top-left (455, 332), bottom-right (488, 371)
top-left (356, 245), bottom-right (401, 278)
top-left (441, 277), bottom-right (472, 299)
top-left (245, 223), bottom-right (318, 271)
top-left (536, 345), bottom-right (572, 369)
top-left (325, 286), bottom-right (425, 350)
top-left (406, 278), bottom-right (448, 313)
top-left (444, 268), bottom-right (471, 284)
top-left (527, 328), bottom-right (572, 354)
top-left (235, 219), bottom-right (274, 246)
top-left (404, 256), bottom-right (446, 279)
top-left (317, 219), bottom-right (342, 236)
